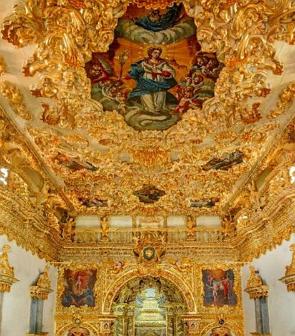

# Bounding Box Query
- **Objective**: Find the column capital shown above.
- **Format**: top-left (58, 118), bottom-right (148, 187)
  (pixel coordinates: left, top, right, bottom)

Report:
top-left (245, 267), bottom-right (269, 299)
top-left (30, 265), bottom-right (52, 300)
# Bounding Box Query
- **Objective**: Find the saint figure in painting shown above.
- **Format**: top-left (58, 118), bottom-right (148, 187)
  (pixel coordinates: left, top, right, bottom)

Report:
top-left (62, 270), bottom-right (96, 307)
top-left (202, 269), bottom-right (237, 307)
top-left (127, 47), bottom-right (178, 114)
top-left (86, 3), bottom-right (223, 130)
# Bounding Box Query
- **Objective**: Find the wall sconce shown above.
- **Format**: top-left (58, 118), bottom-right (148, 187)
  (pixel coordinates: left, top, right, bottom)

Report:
top-left (280, 243), bottom-right (295, 291)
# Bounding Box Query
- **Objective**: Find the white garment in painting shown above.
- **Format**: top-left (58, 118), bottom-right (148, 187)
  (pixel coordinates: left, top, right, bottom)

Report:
top-left (140, 60), bottom-right (175, 113)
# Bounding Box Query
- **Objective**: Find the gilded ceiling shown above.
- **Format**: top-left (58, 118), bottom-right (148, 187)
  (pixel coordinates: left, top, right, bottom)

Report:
top-left (0, 0), bottom-right (294, 259)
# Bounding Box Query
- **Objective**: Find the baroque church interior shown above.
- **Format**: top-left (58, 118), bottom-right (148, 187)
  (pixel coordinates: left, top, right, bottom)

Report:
top-left (0, 0), bottom-right (295, 335)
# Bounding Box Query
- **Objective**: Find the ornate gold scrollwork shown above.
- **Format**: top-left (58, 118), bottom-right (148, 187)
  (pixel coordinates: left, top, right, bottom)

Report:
top-left (0, 81), bottom-right (31, 120)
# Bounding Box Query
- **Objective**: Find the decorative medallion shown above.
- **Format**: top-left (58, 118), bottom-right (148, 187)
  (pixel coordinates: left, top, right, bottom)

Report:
top-left (133, 232), bottom-right (166, 265)
top-left (54, 152), bottom-right (97, 172)
top-left (142, 246), bottom-right (156, 261)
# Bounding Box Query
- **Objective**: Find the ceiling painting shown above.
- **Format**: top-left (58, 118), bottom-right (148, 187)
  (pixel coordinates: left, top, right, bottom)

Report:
top-left (85, 3), bottom-right (222, 130)
top-left (0, 0), bottom-right (295, 239)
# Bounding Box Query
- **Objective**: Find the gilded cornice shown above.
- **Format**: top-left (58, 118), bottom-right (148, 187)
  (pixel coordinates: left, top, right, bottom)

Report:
top-left (235, 187), bottom-right (295, 261)
top-left (0, 186), bottom-right (60, 260)
top-left (0, 104), bottom-right (73, 211)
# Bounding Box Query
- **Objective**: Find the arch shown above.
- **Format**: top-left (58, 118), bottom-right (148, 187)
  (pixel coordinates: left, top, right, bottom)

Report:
top-left (102, 267), bottom-right (196, 313)
top-left (200, 321), bottom-right (243, 336)
top-left (56, 323), bottom-right (99, 336)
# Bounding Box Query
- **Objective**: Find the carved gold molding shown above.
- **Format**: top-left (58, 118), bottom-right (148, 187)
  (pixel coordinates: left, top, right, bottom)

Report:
top-left (0, 0), bottom-right (294, 267)
top-left (0, 81), bottom-right (31, 120)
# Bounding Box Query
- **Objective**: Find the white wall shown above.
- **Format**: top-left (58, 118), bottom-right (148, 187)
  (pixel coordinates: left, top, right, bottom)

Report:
top-left (0, 235), bottom-right (57, 336)
top-left (241, 234), bottom-right (295, 336)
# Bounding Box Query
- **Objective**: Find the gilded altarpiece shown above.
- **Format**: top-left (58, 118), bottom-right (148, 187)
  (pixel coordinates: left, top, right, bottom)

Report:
top-left (55, 261), bottom-right (243, 336)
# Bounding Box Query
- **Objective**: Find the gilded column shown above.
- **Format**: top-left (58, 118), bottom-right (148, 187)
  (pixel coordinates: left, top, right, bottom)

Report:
top-left (126, 304), bottom-right (135, 336)
top-left (27, 265), bottom-right (52, 336)
top-left (245, 267), bottom-right (270, 336)
top-left (166, 304), bottom-right (174, 336)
